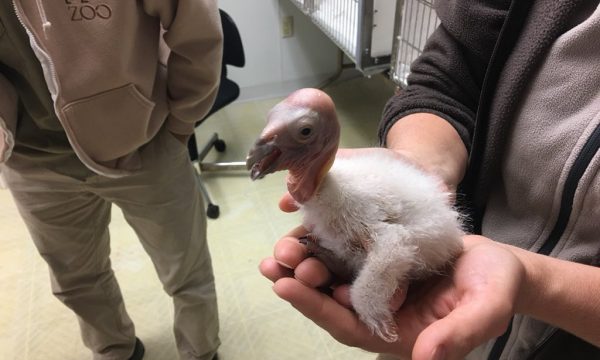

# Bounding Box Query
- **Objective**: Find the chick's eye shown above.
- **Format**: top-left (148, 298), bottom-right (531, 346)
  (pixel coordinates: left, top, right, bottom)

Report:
top-left (300, 127), bottom-right (312, 137)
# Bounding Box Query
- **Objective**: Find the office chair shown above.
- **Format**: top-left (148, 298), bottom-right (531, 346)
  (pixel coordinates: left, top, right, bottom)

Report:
top-left (189, 9), bottom-right (246, 219)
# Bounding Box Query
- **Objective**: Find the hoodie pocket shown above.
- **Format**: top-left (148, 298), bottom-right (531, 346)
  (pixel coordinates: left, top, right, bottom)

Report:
top-left (62, 84), bottom-right (156, 162)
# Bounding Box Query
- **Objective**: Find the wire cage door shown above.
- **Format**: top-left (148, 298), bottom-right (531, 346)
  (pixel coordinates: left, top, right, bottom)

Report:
top-left (308, 0), bottom-right (396, 74)
top-left (391, 0), bottom-right (439, 86)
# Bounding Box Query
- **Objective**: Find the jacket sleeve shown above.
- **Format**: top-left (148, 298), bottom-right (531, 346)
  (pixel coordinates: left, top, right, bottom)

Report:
top-left (379, 0), bottom-right (511, 152)
top-left (143, 0), bottom-right (223, 135)
top-left (0, 73), bottom-right (18, 164)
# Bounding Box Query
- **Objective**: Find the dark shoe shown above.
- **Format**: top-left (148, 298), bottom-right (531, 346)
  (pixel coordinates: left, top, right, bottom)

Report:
top-left (128, 338), bottom-right (145, 360)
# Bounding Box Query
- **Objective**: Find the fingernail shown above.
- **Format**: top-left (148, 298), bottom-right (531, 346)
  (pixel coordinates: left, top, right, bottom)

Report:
top-left (294, 275), bottom-right (309, 287)
top-left (276, 260), bottom-right (293, 269)
top-left (431, 347), bottom-right (445, 360)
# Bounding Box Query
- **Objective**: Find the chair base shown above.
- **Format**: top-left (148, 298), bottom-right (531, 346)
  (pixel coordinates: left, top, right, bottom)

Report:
top-left (192, 132), bottom-right (247, 219)
top-left (199, 161), bottom-right (246, 172)
top-left (193, 170), bottom-right (221, 219)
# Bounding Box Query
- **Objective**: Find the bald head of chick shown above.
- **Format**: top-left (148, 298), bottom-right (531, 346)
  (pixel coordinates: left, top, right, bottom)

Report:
top-left (246, 88), bottom-right (340, 203)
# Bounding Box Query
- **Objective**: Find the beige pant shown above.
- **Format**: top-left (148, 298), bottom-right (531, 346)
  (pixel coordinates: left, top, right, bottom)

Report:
top-left (2, 130), bottom-right (219, 360)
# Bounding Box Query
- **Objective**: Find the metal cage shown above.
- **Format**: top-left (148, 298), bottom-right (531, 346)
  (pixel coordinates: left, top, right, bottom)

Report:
top-left (390, 0), bottom-right (439, 86)
top-left (289, 0), bottom-right (311, 13)
top-left (296, 0), bottom-right (397, 75)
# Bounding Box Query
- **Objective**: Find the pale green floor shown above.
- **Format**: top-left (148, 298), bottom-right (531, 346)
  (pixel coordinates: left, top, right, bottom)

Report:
top-left (0, 74), bottom-right (396, 360)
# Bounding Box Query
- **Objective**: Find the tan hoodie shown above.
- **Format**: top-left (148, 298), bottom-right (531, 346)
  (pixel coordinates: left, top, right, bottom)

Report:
top-left (0, 72), bottom-right (17, 163)
top-left (0, 0), bottom-right (223, 177)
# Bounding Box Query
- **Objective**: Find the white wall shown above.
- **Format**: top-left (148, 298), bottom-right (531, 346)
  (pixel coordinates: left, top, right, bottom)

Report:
top-left (219, 0), bottom-right (341, 101)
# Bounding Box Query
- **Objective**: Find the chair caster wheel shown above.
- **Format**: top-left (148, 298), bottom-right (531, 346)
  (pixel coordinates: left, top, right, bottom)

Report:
top-left (207, 204), bottom-right (220, 219)
top-left (214, 139), bottom-right (226, 152)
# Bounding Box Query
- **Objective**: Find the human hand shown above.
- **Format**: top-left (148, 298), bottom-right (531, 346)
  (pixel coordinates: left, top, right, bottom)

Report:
top-left (260, 234), bottom-right (526, 360)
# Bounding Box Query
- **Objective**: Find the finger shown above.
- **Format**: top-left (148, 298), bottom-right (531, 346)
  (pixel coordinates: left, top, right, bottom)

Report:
top-left (273, 236), bottom-right (309, 269)
top-left (259, 257), bottom-right (294, 282)
top-left (389, 285), bottom-right (408, 312)
top-left (331, 284), bottom-right (407, 311)
top-left (284, 225), bottom-right (309, 238)
top-left (412, 301), bottom-right (511, 360)
top-left (294, 257), bottom-right (332, 288)
top-left (332, 284), bottom-right (353, 308)
top-left (273, 277), bottom-right (375, 348)
top-left (279, 192), bottom-right (300, 212)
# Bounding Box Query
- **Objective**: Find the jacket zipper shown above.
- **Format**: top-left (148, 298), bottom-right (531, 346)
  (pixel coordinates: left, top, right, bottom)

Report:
top-left (12, 0), bottom-right (59, 101)
top-left (34, 0), bottom-right (52, 35)
top-left (468, 0), bottom-right (532, 233)
top-left (488, 122), bottom-right (600, 360)
top-left (519, 122), bottom-right (600, 358)
top-left (11, 0), bottom-right (122, 178)
top-left (480, 0), bottom-right (530, 353)
top-left (537, 122), bottom-right (600, 256)
top-left (480, 0), bottom-right (600, 354)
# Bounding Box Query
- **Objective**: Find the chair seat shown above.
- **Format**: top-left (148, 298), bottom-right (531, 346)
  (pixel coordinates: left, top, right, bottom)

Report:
top-left (203, 77), bottom-right (240, 121)
top-left (189, 77), bottom-right (240, 162)
top-left (190, 8), bottom-right (245, 219)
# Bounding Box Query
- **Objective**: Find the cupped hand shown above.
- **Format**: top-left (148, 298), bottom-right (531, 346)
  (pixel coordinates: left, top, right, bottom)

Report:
top-left (260, 233), bottom-right (526, 360)
top-left (262, 147), bottom-right (511, 359)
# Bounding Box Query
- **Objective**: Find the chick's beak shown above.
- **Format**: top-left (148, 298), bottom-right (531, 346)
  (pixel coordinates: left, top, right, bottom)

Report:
top-left (246, 139), bottom-right (282, 180)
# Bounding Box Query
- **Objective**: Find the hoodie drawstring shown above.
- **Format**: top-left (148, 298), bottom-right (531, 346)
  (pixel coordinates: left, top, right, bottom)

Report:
top-left (35, 0), bottom-right (52, 36)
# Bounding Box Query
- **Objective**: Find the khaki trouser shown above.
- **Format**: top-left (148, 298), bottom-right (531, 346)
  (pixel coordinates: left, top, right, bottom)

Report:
top-left (1, 130), bottom-right (220, 360)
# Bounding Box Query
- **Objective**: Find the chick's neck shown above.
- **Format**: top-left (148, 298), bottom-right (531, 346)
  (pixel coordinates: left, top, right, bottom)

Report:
top-left (286, 145), bottom-right (337, 204)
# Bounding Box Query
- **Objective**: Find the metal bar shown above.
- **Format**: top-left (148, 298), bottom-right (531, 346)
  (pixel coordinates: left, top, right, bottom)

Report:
top-left (293, 0), bottom-right (390, 74)
top-left (391, 0), bottom-right (439, 87)
top-left (357, 0), bottom-right (369, 67)
top-left (193, 170), bottom-right (216, 207)
top-left (388, 0), bottom-right (404, 83)
top-left (197, 133), bottom-right (219, 160)
top-left (199, 162), bottom-right (248, 172)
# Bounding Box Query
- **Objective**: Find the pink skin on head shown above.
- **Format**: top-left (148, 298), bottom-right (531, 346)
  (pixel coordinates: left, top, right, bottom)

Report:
top-left (283, 89), bottom-right (339, 203)
top-left (252, 88), bottom-right (340, 204)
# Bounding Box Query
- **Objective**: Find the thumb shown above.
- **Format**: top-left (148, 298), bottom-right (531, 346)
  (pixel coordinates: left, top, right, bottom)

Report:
top-left (279, 192), bottom-right (300, 212)
top-left (412, 303), bottom-right (511, 360)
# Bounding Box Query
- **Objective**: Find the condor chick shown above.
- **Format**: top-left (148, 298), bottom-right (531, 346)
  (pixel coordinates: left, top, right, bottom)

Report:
top-left (246, 88), bottom-right (463, 342)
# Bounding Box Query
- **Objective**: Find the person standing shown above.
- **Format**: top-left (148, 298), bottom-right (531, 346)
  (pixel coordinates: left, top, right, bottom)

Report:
top-left (0, 1), bottom-right (223, 359)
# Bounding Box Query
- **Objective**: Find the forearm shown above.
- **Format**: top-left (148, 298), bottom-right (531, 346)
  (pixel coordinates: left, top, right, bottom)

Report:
top-left (385, 113), bottom-right (468, 191)
top-left (510, 245), bottom-right (600, 345)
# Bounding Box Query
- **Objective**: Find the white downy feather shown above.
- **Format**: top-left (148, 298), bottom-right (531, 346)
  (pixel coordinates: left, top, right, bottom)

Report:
top-left (302, 150), bottom-right (464, 342)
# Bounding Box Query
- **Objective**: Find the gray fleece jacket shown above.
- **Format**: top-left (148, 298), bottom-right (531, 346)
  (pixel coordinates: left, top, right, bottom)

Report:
top-left (379, 0), bottom-right (600, 359)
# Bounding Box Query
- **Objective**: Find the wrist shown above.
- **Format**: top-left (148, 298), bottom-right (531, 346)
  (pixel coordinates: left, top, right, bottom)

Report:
top-left (502, 244), bottom-right (549, 317)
